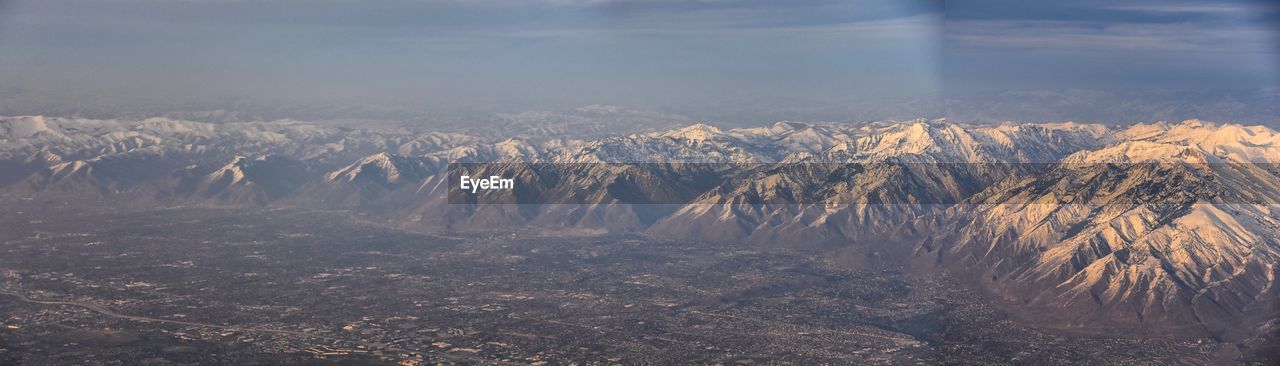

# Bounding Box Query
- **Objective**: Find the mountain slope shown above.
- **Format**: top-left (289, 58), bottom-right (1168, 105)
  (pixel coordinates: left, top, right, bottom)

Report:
top-left (916, 136), bottom-right (1280, 338)
top-left (166, 155), bottom-right (316, 205)
top-left (290, 152), bottom-right (441, 208)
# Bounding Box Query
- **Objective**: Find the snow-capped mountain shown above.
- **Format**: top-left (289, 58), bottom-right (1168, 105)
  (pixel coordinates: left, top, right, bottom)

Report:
top-left (292, 152), bottom-right (443, 208)
top-left (915, 122), bottom-right (1280, 337)
top-left (2, 115), bottom-right (1277, 340)
top-left (649, 120), bottom-right (1113, 245)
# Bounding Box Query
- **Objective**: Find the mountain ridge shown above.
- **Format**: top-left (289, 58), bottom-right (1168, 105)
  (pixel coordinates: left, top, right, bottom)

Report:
top-left (2, 115), bottom-right (1277, 340)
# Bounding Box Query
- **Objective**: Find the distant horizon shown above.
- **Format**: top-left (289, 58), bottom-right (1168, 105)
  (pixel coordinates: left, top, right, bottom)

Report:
top-left (1, 0), bottom-right (1277, 125)
top-left (5, 109), bottom-right (1277, 134)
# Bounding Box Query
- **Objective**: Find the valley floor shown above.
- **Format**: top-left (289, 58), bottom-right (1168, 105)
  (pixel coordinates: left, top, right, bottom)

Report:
top-left (0, 205), bottom-right (1258, 364)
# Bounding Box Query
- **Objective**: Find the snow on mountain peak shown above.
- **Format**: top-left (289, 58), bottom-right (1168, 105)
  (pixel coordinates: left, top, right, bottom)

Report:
top-left (771, 121), bottom-right (807, 131)
top-left (1058, 140), bottom-right (1208, 165)
top-left (325, 152), bottom-right (429, 184)
top-left (1118, 120), bottom-right (1280, 162)
top-left (1, 116), bottom-right (53, 139)
top-left (50, 160), bottom-right (93, 178)
top-left (207, 155), bottom-right (255, 185)
top-left (658, 123), bottom-right (722, 141)
top-left (853, 120), bottom-right (993, 161)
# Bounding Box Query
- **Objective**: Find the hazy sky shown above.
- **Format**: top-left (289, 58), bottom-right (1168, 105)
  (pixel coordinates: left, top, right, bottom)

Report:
top-left (944, 0), bottom-right (1280, 124)
top-left (0, 0), bottom-right (1277, 125)
top-left (0, 0), bottom-right (941, 123)
top-left (946, 0), bottom-right (1279, 92)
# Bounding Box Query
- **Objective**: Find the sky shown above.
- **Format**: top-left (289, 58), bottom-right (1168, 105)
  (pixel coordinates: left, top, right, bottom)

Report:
top-left (943, 0), bottom-right (1280, 124)
top-left (946, 0), bottom-right (1278, 91)
top-left (0, 0), bottom-right (1277, 125)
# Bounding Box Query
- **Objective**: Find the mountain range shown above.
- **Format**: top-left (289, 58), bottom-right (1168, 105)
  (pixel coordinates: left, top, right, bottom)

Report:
top-left (2, 115), bottom-right (1278, 342)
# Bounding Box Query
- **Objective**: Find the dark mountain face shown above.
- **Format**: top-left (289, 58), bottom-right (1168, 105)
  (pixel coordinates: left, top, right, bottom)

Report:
top-left (165, 155), bottom-right (317, 205)
top-left (3, 116), bottom-right (1279, 340)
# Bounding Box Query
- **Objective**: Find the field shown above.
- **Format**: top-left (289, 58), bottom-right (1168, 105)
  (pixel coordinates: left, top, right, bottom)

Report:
top-left (0, 205), bottom-right (1224, 364)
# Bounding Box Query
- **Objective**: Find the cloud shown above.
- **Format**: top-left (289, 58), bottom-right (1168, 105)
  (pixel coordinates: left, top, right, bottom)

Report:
top-left (1106, 3), bottom-right (1268, 15)
top-left (488, 13), bottom-right (940, 42)
top-left (941, 2), bottom-right (1280, 93)
top-left (946, 20), bottom-right (1275, 54)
